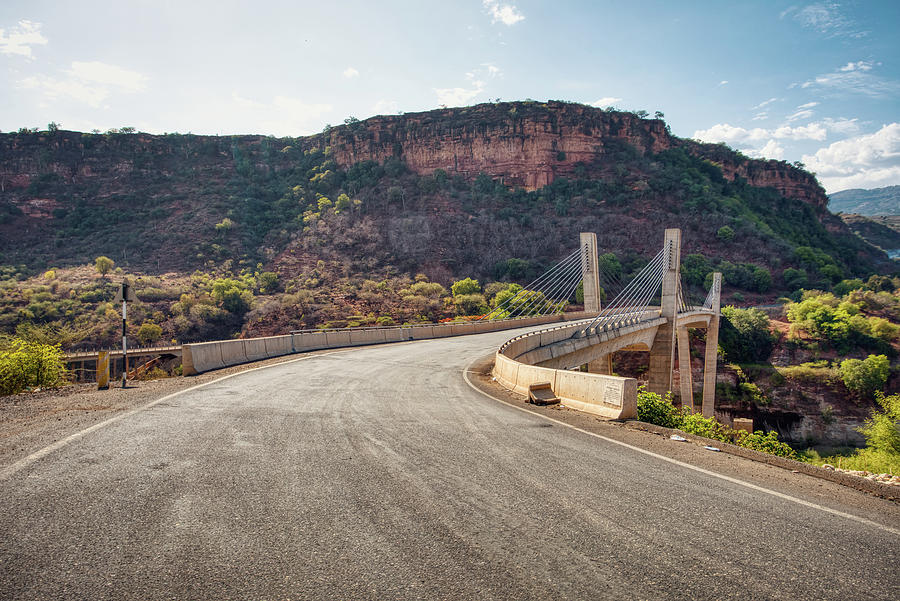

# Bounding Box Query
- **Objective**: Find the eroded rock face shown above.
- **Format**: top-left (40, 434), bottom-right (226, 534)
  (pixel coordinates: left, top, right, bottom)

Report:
top-left (322, 101), bottom-right (829, 209)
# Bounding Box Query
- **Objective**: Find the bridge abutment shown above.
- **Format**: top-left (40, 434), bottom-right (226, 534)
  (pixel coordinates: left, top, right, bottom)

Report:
top-left (676, 326), bottom-right (694, 411)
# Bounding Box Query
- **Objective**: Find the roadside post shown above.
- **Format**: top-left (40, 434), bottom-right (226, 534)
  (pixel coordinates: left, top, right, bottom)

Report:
top-left (97, 351), bottom-right (110, 390)
top-left (113, 280), bottom-right (138, 388)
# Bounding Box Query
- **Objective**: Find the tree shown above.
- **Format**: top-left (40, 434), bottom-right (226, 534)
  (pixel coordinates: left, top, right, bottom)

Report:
top-left (451, 277), bottom-right (481, 297)
top-left (94, 256), bottom-right (114, 277)
top-left (840, 354), bottom-right (889, 398)
top-left (211, 278), bottom-right (254, 315)
top-left (719, 306), bottom-right (776, 363)
top-left (782, 268), bottom-right (808, 291)
top-left (137, 322), bottom-right (163, 344)
top-left (716, 225), bottom-right (735, 242)
top-left (47, 122), bottom-right (59, 133)
top-left (860, 392), bottom-right (900, 455)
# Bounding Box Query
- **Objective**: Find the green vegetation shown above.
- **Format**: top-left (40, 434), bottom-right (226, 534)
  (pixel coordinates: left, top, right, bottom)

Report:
top-left (839, 354), bottom-right (889, 398)
top-left (636, 388), bottom-right (796, 459)
top-left (0, 336), bottom-right (68, 395)
top-left (719, 306), bottom-right (776, 363)
top-left (94, 256), bottom-right (114, 277)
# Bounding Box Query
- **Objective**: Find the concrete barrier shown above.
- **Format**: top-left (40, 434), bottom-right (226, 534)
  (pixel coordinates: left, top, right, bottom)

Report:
top-left (264, 335), bottom-right (293, 358)
top-left (349, 329), bottom-right (385, 346)
top-left (219, 339), bottom-right (249, 368)
top-left (491, 316), bottom-right (639, 420)
top-left (324, 330), bottom-right (352, 348)
top-left (243, 338), bottom-right (268, 362)
top-left (292, 331), bottom-right (327, 352)
top-left (182, 342), bottom-right (225, 375)
top-left (184, 312), bottom-right (593, 375)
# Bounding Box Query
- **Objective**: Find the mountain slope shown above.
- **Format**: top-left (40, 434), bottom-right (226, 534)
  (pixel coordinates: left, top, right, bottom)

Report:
top-left (828, 186), bottom-right (900, 216)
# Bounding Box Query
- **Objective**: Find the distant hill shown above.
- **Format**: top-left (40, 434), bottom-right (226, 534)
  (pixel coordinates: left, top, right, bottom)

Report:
top-left (839, 214), bottom-right (900, 257)
top-left (828, 185), bottom-right (900, 216)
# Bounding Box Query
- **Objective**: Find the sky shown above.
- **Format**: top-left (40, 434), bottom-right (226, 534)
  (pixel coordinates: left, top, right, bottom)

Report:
top-left (1, 1), bottom-right (898, 193)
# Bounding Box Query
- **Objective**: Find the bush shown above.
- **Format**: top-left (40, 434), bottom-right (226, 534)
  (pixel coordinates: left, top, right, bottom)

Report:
top-left (94, 256), bottom-right (114, 277)
top-left (451, 277), bottom-right (481, 297)
top-left (636, 388), bottom-right (796, 459)
top-left (137, 321), bottom-right (163, 344)
top-left (0, 337), bottom-right (68, 395)
top-left (719, 306), bottom-right (775, 363)
top-left (840, 354), bottom-right (889, 398)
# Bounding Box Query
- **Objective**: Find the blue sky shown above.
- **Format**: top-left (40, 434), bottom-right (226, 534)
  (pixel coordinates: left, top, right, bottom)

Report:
top-left (1, 0), bottom-right (898, 193)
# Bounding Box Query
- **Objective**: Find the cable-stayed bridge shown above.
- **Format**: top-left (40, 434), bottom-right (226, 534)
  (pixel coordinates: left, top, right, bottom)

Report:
top-left (491, 229), bottom-right (722, 418)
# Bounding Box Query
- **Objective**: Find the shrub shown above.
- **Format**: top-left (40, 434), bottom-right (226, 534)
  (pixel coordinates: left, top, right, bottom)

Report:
top-left (716, 225), bottom-right (735, 241)
top-left (636, 388), bottom-right (795, 459)
top-left (94, 256), bottom-right (114, 277)
top-left (0, 337), bottom-right (68, 395)
top-left (840, 354), bottom-right (889, 398)
top-left (719, 306), bottom-right (775, 363)
top-left (137, 322), bottom-right (163, 344)
top-left (451, 277), bottom-right (481, 297)
top-left (782, 268), bottom-right (808, 291)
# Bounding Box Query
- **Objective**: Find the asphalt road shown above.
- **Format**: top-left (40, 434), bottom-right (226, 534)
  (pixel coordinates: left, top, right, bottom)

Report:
top-left (1, 329), bottom-right (898, 600)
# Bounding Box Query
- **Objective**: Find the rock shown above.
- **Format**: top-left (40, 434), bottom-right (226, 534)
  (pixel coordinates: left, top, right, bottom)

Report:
top-left (822, 464), bottom-right (835, 470)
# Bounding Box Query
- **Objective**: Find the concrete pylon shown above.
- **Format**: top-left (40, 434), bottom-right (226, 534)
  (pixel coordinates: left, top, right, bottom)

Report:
top-left (676, 327), bottom-right (693, 412)
top-left (588, 353), bottom-right (613, 374)
top-left (701, 272), bottom-right (722, 417)
top-left (580, 232), bottom-right (602, 313)
top-left (647, 228), bottom-right (681, 396)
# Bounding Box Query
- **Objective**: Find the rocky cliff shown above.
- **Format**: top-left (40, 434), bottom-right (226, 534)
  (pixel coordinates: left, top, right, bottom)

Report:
top-left (319, 101), bottom-right (829, 210)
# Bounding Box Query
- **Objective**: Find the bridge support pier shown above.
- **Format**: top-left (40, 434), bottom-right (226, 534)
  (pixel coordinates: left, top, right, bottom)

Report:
top-left (588, 353), bottom-right (613, 375)
top-left (647, 229), bottom-right (681, 396)
top-left (580, 232), bottom-right (602, 313)
top-left (701, 273), bottom-right (722, 418)
top-left (676, 327), bottom-right (694, 412)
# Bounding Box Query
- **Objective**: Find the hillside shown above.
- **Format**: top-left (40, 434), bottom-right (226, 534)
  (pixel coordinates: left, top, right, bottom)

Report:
top-left (828, 185), bottom-right (900, 216)
top-left (839, 214), bottom-right (900, 257)
top-left (0, 101), bottom-right (895, 345)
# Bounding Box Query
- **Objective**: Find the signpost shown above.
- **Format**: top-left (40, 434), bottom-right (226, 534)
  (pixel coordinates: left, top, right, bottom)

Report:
top-left (113, 280), bottom-right (138, 388)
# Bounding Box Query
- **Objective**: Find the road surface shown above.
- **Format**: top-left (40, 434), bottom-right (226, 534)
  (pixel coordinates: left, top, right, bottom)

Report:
top-left (1, 329), bottom-right (898, 600)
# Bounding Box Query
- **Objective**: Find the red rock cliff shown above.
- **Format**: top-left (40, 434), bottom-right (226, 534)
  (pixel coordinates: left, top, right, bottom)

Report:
top-left (320, 101), bottom-right (828, 210)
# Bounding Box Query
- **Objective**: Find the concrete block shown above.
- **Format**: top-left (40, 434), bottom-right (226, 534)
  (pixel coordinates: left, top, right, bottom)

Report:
top-left (243, 338), bottom-right (268, 362)
top-left (733, 418), bottom-right (753, 434)
top-left (349, 329), bottom-right (385, 346)
top-left (324, 330), bottom-right (352, 348)
top-left (264, 335), bottom-right (293, 358)
top-left (512, 364), bottom-right (557, 397)
top-left (219, 339), bottom-right (249, 368)
top-left (383, 328), bottom-right (403, 343)
top-left (431, 324), bottom-right (452, 338)
top-left (410, 325), bottom-right (436, 339)
top-left (292, 331), bottom-right (327, 353)
top-left (182, 342), bottom-right (225, 375)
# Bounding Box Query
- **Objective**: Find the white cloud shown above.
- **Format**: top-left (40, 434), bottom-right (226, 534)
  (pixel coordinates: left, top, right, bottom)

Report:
top-left (840, 60), bottom-right (874, 72)
top-left (821, 117), bottom-right (860, 135)
top-left (69, 61), bottom-right (148, 92)
top-left (783, 2), bottom-right (868, 38)
top-left (798, 61), bottom-right (898, 97)
top-left (752, 112), bottom-right (769, 121)
top-left (718, 80), bottom-right (728, 86)
top-left (786, 109), bottom-right (815, 122)
top-left (16, 61), bottom-right (148, 108)
top-left (342, 67), bottom-right (359, 78)
top-left (797, 101), bottom-right (819, 109)
top-left (483, 0), bottom-right (525, 26)
top-left (693, 122), bottom-right (826, 144)
top-left (482, 63), bottom-right (502, 78)
top-left (0, 20), bottom-right (47, 59)
top-left (227, 93), bottom-right (332, 135)
top-left (591, 97), bottom-right (622, 107)
top-left (752, 97), bottom-right (778, 110)
top-left (434, 85), bottom-right (483, 107)
top-left (371, 99), bottom-right (399, 115)
top-left (773, 123), bottom-right (827, 140)
top-left (18, 75), bottom-right (109, 107)
top-left (802, 123), bottom-right (900, 192)
top-left (747, 139), bottom-right (785, 160)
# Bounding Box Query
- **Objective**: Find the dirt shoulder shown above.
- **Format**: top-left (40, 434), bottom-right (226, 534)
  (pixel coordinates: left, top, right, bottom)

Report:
top-left (0, 351), bottom-right (332, 469)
